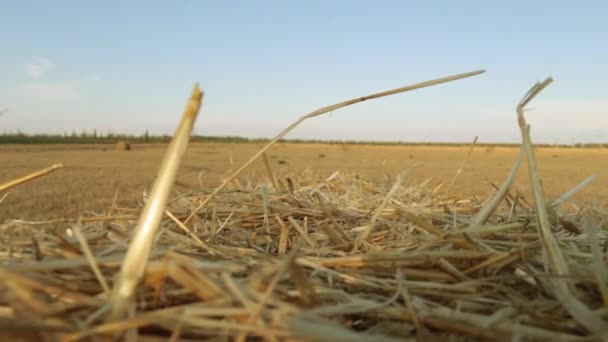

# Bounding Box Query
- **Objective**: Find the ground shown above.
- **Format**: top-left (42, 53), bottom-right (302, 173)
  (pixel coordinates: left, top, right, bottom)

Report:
top-left (1, 143), bottom-right (606, 221)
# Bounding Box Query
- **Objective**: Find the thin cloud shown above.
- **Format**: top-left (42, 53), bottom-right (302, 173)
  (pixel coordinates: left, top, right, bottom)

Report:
top-left (21, 81), bottom-right (80, 100)
top-left (24, 57), bottom-right (53, 79)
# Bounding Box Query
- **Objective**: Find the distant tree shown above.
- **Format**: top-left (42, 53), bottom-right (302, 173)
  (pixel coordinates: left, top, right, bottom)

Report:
top-left (144, 129), bottom-right (150, 143)
top-left (93, 129), bottom-right (98, 139)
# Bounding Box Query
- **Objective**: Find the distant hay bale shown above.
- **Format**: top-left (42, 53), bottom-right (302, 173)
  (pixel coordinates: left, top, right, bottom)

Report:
top-left (115, 141), bottom-right (131, 151)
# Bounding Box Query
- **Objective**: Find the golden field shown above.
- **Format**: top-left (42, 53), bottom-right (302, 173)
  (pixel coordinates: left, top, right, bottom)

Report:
top-left (1, 142), bottom-right (606, 221)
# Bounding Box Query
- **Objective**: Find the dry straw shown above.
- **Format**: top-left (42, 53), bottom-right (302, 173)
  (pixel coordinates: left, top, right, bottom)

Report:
top-left (108, 84), bottom-right (204, 320)
top-left (1, 72), bottom-right (607, 341)
top-left (183, 70), bottom-right (485, 224)
top-left (515, 78), bottom-right (607, 336)
top-left (0, 163), bottom-right (63, 192)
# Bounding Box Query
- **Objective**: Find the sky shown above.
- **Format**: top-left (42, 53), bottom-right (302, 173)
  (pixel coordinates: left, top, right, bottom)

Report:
top-left (1, 1), bottom-right (607, 144)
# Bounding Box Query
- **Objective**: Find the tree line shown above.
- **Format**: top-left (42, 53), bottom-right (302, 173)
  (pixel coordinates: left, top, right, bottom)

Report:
top-left (0, 130), bottom-right (604, 148)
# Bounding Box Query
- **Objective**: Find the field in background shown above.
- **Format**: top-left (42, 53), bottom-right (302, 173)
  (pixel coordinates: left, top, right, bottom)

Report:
top-left (1, 142), bottom-right (607, 221)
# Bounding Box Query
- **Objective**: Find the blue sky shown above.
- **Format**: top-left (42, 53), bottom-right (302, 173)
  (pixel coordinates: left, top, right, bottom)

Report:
top-left (1, 1), bottom-right (607, 143)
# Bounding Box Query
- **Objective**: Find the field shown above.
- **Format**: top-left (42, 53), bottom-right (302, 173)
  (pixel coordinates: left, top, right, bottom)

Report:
top-left (1, 142), bottom-right (606, 221)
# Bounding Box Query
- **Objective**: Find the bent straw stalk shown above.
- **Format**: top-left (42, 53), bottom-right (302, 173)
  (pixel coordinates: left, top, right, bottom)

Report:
top-left (0, 163), bottom-right (63, 192)
top-left (184, 70), bottom-right (486, 224)
top-left (548, 174), bottom-right (596, 209)
top-left (516, 78), bottom-right (608, 337)
top-left (107, 84), bottom-right (204, 321)
top-left (517, 79), bottom-right (562, 273)
top-left (469, 145), bottom-right (524, 227)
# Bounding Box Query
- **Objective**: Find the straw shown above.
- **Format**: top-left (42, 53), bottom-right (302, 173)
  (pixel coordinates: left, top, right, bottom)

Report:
top-left (516, 78), bottom-right (608, 336)
top-left (107, 84), bottom-right (204, 321)
top-left (548, 175), bottom-right (597, 209)
top-left (0, 163), bottom-right (63, 192)
top-left (72, 222), bottom-right (111, 297)
top-left (184, 70), bottom-right (486, 224)
top-left (469, 145), bottom-right (524, 226)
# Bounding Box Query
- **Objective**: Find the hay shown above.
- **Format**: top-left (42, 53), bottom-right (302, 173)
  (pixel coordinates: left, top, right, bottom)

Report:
top-left (1, 74), bottom-right (607, 340)
top-left (115, 141), bottom-right (131, 151)
top-left (1, 167), bottom-right (606, 341)
top-left (0, 163), bottom-right (63, 192)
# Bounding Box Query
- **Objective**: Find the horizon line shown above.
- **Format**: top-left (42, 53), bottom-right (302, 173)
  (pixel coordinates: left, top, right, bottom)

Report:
top-left (0, 132), bottom-right (606, 147)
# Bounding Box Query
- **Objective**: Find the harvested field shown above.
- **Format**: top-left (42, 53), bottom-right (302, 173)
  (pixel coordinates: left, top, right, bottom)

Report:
top-left (1, 143), bottom-right (607, 221)
top-left (1, 153), bottom-right (607, 340)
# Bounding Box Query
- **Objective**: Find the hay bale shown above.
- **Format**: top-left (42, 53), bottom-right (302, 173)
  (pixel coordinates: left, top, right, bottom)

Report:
top-left (115, 141), bottom-right (131, 151)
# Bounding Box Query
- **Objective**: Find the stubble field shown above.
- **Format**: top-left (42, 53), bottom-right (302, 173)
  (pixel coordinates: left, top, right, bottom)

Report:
top-left (1, 142), bottom-right (606, 222)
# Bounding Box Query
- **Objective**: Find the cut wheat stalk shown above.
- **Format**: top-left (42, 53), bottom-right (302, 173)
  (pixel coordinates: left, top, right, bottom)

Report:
top-left (107, 84), bottom-right (204, 321)
top-left (0, 163), bottom-right (63, 192)
top-left (469, 145), bottom-right (524, 227)
top-left (548, 174), bottom-right (596, 209)
top-left (356, 175), bottom-right (403, 248)
top-left (516, 78), bottom-right (608, 337)
top-left (72, 222), bottom-right (111, 297)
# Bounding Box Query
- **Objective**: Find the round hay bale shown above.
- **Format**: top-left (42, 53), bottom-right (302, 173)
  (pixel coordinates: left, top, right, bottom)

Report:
top-left (115, 141), bottom-right (131, 151)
